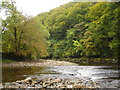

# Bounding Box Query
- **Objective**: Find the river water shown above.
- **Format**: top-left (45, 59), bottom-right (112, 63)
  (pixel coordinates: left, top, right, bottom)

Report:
top-left (2, 62), bottom-right (120, 88)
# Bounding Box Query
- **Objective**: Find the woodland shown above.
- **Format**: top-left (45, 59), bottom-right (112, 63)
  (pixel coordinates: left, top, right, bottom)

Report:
top-left (1, 1), bottom-right (119, 60)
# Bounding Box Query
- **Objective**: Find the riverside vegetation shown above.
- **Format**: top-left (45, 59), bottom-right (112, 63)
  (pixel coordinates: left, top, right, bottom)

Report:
top-left (1, 1), bottom-right (119, 61)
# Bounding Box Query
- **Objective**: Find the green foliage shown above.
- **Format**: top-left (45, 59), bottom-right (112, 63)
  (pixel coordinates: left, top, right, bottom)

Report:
top-left (37, 2), bottom-right (119, 59)
top-left (2, 1), bottom-right (49, 59)
top-left (2, 1), bottom-right (119, 60)
top-left (85, 2), bottom-right (119, 58)
top-left (2, 59), bottom-right (15, 63)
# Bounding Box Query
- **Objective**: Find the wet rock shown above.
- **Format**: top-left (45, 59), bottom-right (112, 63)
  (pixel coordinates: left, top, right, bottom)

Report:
top-left (98, 82), bottom-right (113, 88)
top-left (48, 78), bottom-right (52, 81)
top-left (27, 86), bottom-right (35, 88)
top-left (111, 80), bottom-right (120, 88)
top-left (18, 84), bottom-right (27, 88)
top-left (42, 83), bottom-right (49, 88)
top-left (73, 84), bottom-right (86, 88)
top-left (67, 85), bottom-right (73, 88)
top-left (35, 79), bottom-right (43, 84)
top-left (31, 80), bottom-right (38, 85)
top-left (76, 80), bottom-right (83, 84)
top-left (16, 80), bottom-right (22, 84)
top-left (44, 81), bottom-right (50, 85)
top-left (57, 85), bottom-right (66, 88)
top-left (29, 84), bottom-right (35, 87)
top-left (69, 74), bottom-right (75, 76)
top-left (85, 80), bottom-right (94, 87)
top-left (0, 83), bottom-right (3, 88)
top-left (4, 83), bottom-right (11, 88)
top-left (35, 85), bottom-right (42, 88)
top-left (52, 79), bottom-right (61, 83)
top-left (23, 77), bottom-right (33, 84)
top-left (67, 81), bottom-right (75, 85)
top-left (3, 77), bottom-right (110, 88)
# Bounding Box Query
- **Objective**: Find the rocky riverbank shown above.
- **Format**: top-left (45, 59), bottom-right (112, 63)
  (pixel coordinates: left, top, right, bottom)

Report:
top-left (2, 59), bottom-right (120, 89)
top-left (3, 76), bottom-right (120, 88)
top-left (2, 59), bottom-right (78, 67)
top-left (3, 77), bottom-right (97, 88)
top-left (56, 58), bottom-right (118, 66)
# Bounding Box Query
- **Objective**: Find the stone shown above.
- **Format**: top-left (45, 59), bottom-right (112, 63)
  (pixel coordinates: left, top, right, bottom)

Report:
top-left (48, 78), bottom-right (52, 81)
top-left (35, 85), bottom-right (42, 88)
top-left (42, 84), bottom-right (47, 88)
top-left (76, 80), bottom-right (83, 84)
top-left (85, 80), bottom-right (94, 87)
top-left (29, 84), bottom-right (35, 87)
top-left (52, 79), bottom-right (61, 83)
top-left (42, 82), bottom-right (51, 88)
top-left (22, 77), bottom-right (33, 84)
top-left (67, 85), bottom-right (73, 88)
top-left (69, 74), bottom-right (75, 76)
top-left (4, 83), bottom-right (11, 88)
top-left (35, 79), bottom-right (42, 83)
top-left (73, 84), bottom-right (86, 88)
top-left (68, 81), bottom-right (75, 85)
top-left (16, 80), bottom-right (22, 84)
top-left (32, 80), bottom-right (38, 85)
top-left (0, 83), bottom-right (3, 88)
top-left (18, 84), bottom-right (27, 88)
top-left (44, 81), bottom-right (50, 84)
top-left (27, 86), bottom-right (35, 88)
top-left (57, 85), bottom-right (66, 88)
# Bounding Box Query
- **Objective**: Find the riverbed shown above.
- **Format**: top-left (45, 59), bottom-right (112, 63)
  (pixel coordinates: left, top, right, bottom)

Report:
top-left (2, 59), bottom-right (120, 88)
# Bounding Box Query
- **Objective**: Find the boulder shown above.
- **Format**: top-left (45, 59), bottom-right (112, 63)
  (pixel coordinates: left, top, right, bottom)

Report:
top-left (35, 85), bottom-right (42, 88)
top-left (31, 80), bottom-right (38, 85)
top-left (73, 84), bottom-right (86, 88)
top-left (67, 85), bottom-right (73, 88)
top-left (57, 85), bottom-right (66, 88)
top-left (52, 79), bottom-right (61, 83)
top-left (22, 77), bottom-right (33, 84)
top-left (16, 80), bottom-right (22, 84)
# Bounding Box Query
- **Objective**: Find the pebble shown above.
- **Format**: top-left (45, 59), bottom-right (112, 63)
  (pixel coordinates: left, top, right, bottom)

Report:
top-left (52, 79), bottom-right (61, 83)
top-left (3, 77), bottom-right (118, 88)
top-left (73, 84), bottom-right (86, 88)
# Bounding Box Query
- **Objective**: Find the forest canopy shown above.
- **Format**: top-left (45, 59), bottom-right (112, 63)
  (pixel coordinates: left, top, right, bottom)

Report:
top-left (1, 1), bottom-right (49, 59)
top-left (1, 1), bottom-right (119, 60)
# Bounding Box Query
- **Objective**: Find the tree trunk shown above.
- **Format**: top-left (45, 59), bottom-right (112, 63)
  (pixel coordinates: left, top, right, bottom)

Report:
top-left (14, 27), bottom-right (18, 53)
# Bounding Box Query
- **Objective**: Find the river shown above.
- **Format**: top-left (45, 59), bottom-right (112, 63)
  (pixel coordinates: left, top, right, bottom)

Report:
top-left (2, 61), bottom-right (120, 88)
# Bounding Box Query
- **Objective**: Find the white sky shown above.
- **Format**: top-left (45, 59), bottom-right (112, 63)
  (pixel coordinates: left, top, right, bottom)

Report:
top-left (0, 0), bottom-right (72, 19)
top-left (16, 0), bottom-right (72, 17)
top-left (0, 0), bottom-right (119, 19)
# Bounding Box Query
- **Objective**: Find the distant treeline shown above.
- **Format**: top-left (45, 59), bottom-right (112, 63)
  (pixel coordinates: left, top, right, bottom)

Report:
top-left (37, 2), bottom-right (119, 59)
top-left (1, 1), bottom-right (119, 60)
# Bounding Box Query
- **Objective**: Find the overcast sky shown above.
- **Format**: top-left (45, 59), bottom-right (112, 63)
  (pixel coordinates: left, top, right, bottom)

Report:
top-left (15, 0), bottom-right (119, 17)
top-left (16, 0), bottom-right (72, 17)
top-left (0, 0), bottom-right (119, 19)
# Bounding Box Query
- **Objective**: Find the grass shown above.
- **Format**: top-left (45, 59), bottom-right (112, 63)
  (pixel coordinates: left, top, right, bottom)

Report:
top-left (2, 59), bottom-right (15, 63)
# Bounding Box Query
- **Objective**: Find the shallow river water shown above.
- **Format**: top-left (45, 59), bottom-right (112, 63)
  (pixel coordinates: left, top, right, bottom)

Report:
top-left (2, 63), bottom-right (120, 88)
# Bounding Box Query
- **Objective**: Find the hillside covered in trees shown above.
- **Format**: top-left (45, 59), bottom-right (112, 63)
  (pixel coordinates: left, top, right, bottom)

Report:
top-left (36, 2), bottom-right (119, 59)
top-left (1, 1), bottom-right (119, 60)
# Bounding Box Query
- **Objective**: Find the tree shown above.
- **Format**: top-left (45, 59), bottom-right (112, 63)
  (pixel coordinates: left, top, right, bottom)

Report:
top-left (2, 0), bottom-right (49, 59)
top-left (85, 2), bottom-right (119, 58)
top-left (2, 0), bottom-right (25, 54)
top-left (36, 2), bottom-right (119, 59)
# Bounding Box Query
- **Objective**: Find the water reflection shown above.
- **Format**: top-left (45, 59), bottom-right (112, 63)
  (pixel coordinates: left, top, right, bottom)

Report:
top-left (2, 65), bottom-right (120, 84)
top-left (2, 66), bottom-right (46, 83)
